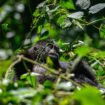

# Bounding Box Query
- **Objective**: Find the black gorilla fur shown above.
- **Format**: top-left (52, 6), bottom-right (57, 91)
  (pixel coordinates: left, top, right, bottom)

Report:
top-left (14, 39), bottom-right (100, 87)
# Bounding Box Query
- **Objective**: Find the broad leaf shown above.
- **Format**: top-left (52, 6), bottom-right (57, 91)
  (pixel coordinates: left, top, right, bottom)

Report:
top-left (60, 0), bottom-right (75, 9)
top-left (76, 0), bottom-right (91, 9)
top-left (89, 3), bottom-right (105, 14)
top-left (57, 15), bottom-right (72, 28)
top-left (21, 73), bottom-right (37, 88)
top-left (75, 45), bottom-right (90, 57)
top-left (72, 86), bottom-right (105, 105)
top-left (67, 11), bottom-right (84, 19)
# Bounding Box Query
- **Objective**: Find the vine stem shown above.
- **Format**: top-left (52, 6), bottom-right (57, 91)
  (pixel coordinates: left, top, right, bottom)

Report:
top-left (86, 18), bottom-right (105, 26)
top-left (78, 18), bottom-right (105, 26)
top-left (5, 56), bottom-right (22, 79)
top-left (6, 55), bottom-right (82, 87)
top-left (20, 55), bottom-right (59, 75)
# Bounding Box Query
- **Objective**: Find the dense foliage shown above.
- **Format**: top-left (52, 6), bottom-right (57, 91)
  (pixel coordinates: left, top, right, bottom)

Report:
top-left (0, 0), bottom-right (105, 104)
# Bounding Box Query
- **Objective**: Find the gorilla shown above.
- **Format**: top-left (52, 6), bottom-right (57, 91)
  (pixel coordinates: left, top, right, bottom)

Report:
top-left (14, 39), bottom-right (101, 88)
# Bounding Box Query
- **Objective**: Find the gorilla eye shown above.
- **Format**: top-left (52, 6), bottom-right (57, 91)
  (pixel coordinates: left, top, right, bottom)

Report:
top-left (47, 44), bottom-right (53, 48)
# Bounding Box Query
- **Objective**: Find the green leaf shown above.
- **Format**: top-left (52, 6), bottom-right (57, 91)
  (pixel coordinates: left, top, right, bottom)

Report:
top-left (44, 80), bottom-right (53, 89)
top-left (33, 9), bottom-right (40, 17)
top-left (57, 15), bottom-right (72, 28)
top-left (42, 23), bottom-right (58, 38)
top-left (89, 3), bottom-right (105, 14)
top-left (10, 88), bottom-right (36, 100)
top-left (57, 15), bottom-right (66, 25)
top-left (1, 23), bottom-right (9, 32)
top-left (0, 60), bottom-right (12, 79)
top-left (60, 0), bottom-right (75, 9)
top-left (97, 66), bottom-right (105, 76)
top-left (67, 11), bottom-right (84, 19)
top-left (0, 92), bottom-right (20, 104)
top-left (26, 73), bottom-right (37, 88)
top-left (46, 57), bottom-right (54, 68)
top-left (75, 45), bottom-right (90, 57)
top-left (72, 86), bottom-right (105, 105)
top-left (91, 51), bottom-right (105, 59)
top-left (21, 73), bottom-right (37, 88)
top-left (99, 24), bottom-right (105, 39)
top-left (76, 0), bottom-right (91, 10)
top-left (56, 82), bottom-right (74, 91)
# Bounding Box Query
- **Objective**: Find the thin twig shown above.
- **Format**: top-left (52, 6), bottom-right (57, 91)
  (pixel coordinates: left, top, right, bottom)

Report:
top-left (20, 55), bottom-right (59, 75)
top-left (5, 56), bottom-right (22, 79)
top-left (20, 55), bottom-right (82, 87)
top-left (6, 55), bottom-right (82, 87)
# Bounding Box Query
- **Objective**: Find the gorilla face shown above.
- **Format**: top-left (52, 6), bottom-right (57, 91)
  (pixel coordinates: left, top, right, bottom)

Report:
top-left (27, 40), bottom-right (60, 63)
top-left (46, 43), bottom-right (59, 61)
